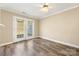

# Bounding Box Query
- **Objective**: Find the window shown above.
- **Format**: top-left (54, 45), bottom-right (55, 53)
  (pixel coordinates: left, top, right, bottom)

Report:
top-left (27, 21), bottom-right (33, 37)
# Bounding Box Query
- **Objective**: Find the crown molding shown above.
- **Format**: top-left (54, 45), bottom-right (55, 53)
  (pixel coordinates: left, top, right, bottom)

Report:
top-left (0, 4), bottom-right (79, 20)
top-left (0, 7), bottom-right (40, 20)
top-left (41, 4), bottom-right (79, 19)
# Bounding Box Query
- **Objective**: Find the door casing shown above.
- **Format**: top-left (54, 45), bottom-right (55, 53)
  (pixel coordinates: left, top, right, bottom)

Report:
top-left (13, 16), bottom-right (35, 42)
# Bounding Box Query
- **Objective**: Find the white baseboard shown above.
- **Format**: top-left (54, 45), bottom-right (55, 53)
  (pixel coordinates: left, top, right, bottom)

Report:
top-left (0, 39), bottom-right (26, 47)
top-left (0, 37), bottom-right (38, 47)
top-left (1, 36), bottom-right (79, 49)
top-left (40, 36), bottom-right (79, 49)
top-left (0, 42), bottom-right (14, 47)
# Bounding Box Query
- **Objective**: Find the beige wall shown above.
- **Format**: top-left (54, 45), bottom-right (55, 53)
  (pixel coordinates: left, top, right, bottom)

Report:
top-left (40, 7), bottom-right (79, 47)
top-left (34, 20), bottom-right (39, 37)
top-left (1, 10), bottom-right (13, 44)
top-left (0, 9), bottom-right (39, 45)
top-left (0, 10), bottom-right (2, 44)
top-left (2, 6), bottom-right (79, 47)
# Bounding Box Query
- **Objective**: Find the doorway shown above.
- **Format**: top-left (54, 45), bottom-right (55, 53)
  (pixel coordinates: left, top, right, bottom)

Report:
top-left (13, 16), bottom-right (26, 42)
top-left (13, 16), bottom-right (34, 42)
top-left (27, 19), bottom-right (34, 39)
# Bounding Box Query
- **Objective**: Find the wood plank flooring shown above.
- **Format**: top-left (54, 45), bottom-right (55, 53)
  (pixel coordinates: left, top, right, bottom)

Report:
top-left (0, 38), bottom-right (79, 56)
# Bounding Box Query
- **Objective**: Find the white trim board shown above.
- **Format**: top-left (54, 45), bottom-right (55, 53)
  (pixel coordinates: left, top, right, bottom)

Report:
top-left (0, 37), bottom-right (38, 47)
top-left (0, 40), bottom-right (23, 47)
top-left (40, 36), bottom-right (79, 49)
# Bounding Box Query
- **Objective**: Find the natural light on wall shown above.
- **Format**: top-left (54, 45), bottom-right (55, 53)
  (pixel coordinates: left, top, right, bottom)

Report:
top-left (0, 24), bottom-right (5, 27)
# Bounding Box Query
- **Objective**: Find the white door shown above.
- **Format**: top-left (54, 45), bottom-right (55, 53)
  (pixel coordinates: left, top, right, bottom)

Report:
top-left (13, 16), bottom-right (26, 42)
top-left (13, 17), bottom-right (35, 41)
top-left (27, 19), bottom-right (34, 39)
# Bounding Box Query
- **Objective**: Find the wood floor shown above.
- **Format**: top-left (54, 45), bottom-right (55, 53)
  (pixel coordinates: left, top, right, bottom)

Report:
top-left (0, 38), bottom-right (79, 56)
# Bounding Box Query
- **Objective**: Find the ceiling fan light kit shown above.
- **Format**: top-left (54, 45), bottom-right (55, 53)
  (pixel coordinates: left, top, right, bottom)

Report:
top-left (41, 3), bottom-right (49, 12)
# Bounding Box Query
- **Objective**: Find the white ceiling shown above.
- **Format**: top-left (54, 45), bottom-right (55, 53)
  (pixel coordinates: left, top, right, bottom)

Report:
top-left (0, 3), bottom-right (79, 19)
